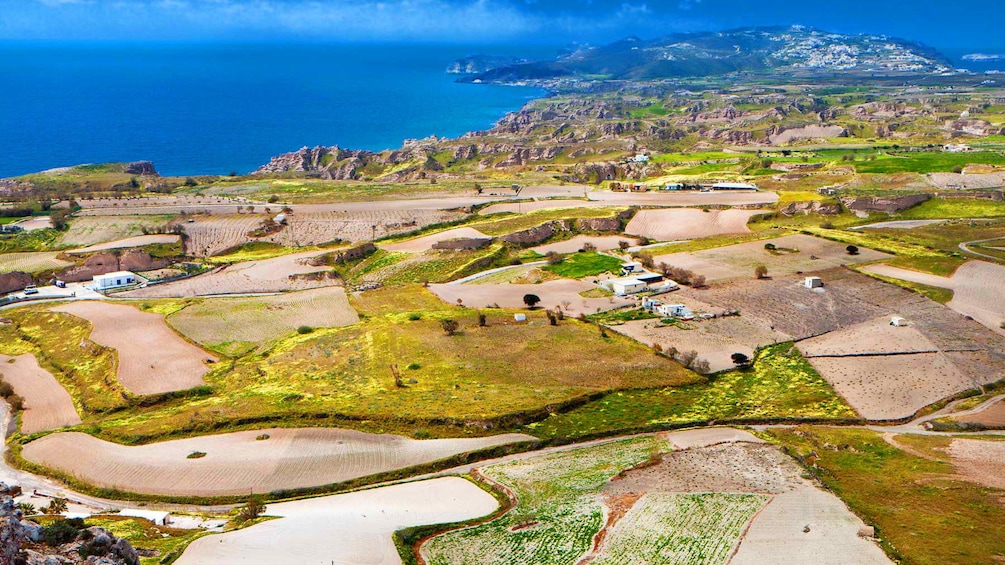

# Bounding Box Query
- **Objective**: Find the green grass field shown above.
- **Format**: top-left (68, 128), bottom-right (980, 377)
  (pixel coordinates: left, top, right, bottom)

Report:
top-left (898, 198), bottom-right (1005, 219)
top-left (853, 151), bottom-right (1005, 174)
top-left (527, 343), bottom-right (857, 439)
top-left (766, 428), bottom-right (1005, 565)
top-left (543, 251), bottom-right (623, 279)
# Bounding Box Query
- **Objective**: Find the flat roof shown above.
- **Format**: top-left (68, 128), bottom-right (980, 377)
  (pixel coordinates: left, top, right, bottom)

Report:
top-left (94, 271), bottom-right (136, 279)
top-left (609, 277), bottom-right (645, 286)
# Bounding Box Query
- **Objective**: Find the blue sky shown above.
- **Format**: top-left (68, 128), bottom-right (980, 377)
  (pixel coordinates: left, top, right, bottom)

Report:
top-left (1, 0), bottom-right (1002, 49)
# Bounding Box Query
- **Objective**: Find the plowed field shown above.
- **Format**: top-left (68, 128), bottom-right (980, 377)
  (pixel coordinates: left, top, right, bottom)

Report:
top-left (0, 353), bottom-right (80, 434)
top-left (624, 208), bottom-right (766, 242)
top-left (0, 252), bottom-right (73, 274)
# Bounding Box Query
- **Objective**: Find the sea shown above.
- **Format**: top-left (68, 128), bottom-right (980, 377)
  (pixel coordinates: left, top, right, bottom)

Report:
top-left (0, 42), bottom-right (553, 178)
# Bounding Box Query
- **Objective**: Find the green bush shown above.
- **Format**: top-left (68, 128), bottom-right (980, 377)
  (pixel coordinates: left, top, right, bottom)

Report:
top-left (43, 518), bottom-right (84, 546)
top-left (296, 325), bottom-right (314, 334)
top-left (187, 451), bottom-right (207, 459)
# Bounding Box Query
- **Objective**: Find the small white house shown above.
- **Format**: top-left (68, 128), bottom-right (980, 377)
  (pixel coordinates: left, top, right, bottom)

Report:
top-left (658, 304), bottom-right (694, 320)
top-left (514, 313), bottom-right (527, 322)
top-left (608, 278), bottom-right (647, 296)
top-left (661, 183), bottom-right (685, 191)
top-left (92, 271), bottom-right (137, 291)
top-left (805, 276), bottom-right (824, 289)
top-left (942, 144), bottom-right (971, 153)
top-left (890, 316), bottom-right (907, 327)
top-left (630, 154), bottom-right (650, 163)
top-left (712, 182), bottom-right (758, 191)
top-left (120, 509), bottom-right (171, 526)
top-left (620, 262), bottom-right (644, 277)
top-left (274, 213), bottom-right (287, 224)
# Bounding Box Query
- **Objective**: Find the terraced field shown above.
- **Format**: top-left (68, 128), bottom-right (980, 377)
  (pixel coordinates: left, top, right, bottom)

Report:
top-left (0, 353), bottom-right (81, 434)
top-left (0, 252), bottom-right (73, 274)
top-left (166, 287), bottom-right (360, 356)
top-left (430, 279), bottom-right (633, 315)
top-left (58, 215), bottom-right (174, 247)
top-left (67, 234), bottom-right (180, 254)
top-left (624, 208), bottom-right (766, 242)
top-left (382, 227), bottom-right (491, 253)
top-left (21, 428), bottom-right (535, 497)
top-left (51, 301), bottom-right (214, 395)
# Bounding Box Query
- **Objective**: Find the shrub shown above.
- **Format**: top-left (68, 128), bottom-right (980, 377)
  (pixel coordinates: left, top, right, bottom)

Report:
top-left (478, 312), bottom-right (487, 327)
top-left (235, 495), bottom-right (266, 524)
top-left (267, 195), bottom-right (279, 203)
top-left (440, 319), bottom-right (459, 336)
top-left (692, 275), bottom-right (707, 288)
top-left (755, 265), bottom-right (769, 279)
top-left (42, 498), bottom-right (68, 516)
top-left (407, 313), bottom-right (422, 321)
top-left (406, 362), bottom-right (421, 370)
top-left (618, 240), bottom-right (630, 251)
top-left (846, 245), bottom-right (859, 255)
top-left (731, 352), bottom-right (751, 367)
top-left (545, 251), bottom-right (563, 266)
top-left (582, 242), bottom-right (597, 252)
top-left (187, 451), bottom-right (207, 459)
top-left (42, 518), bottom-right (84, 545)
top-left (546, 310), bottom-right (558, 325)
top-left (296, 325), bottom-right (314, 334)
top-left (523, 294), bottom-right (541, 309)
top-left (18, 502), bottom-right (36, 515)
top-left (764, 243), bottom-right (777, 251)
top-left (256, 434), bottom-right (270, 441)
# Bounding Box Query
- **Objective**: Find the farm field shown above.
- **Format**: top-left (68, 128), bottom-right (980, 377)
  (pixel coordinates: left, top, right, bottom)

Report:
top-left (587, 190), bottom-right (780, 207)
top-left (946, 438), bottom-right (1005, 489)
top-left (121, 249), bottom-right (339, 296)
top-left (58, 215), bottom-right (174, 247)
top-left (66, 234), bottom-right (180, 254)
top-left (429, 279), bottom-right (633, 314)
top-left (11, 216), bottom-right (52, 231)
top-left (0, 251), bottom-right (73, 274)
top-left (951, 399), bottom-right (1005, 428)
top-left (653, 234), bottom-right (890, 282)
top-left (478, 200), bottom-right (604, 215)
top-left (797, 316), bottom-right (940, 357)
top-left (611, 311), bottom-right (789, 373)
top-left (861, 261), bottom-right (1005, 335)
top-left (382, 227), bottom-right (491, 253)
top-left (165, 287), bottom-right (360, 356)
top-left (50, 301), bottom-right (214, 395)
top-left (176, 477), bottom-right (498, 564)
top-left (21, 428), bottom-right (535, 496)
top-left (624, 208), bottom-right (766, 242)
top-left (530, 235), bottom-right (631, 254)
top-left (461, 263), bottom-right (559, 285)
top-left (767, 428), bottom-right (1005, 564)
top-left (0, 353), bottom-right (81, 435)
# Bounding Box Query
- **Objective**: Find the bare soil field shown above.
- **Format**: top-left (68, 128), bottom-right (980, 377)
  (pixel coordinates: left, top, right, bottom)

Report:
top-left (654, 234), bottom-right (890, 282)
top-left (167, 287), bottom-right (359, 356)
top-left (588, 191), bottom-right (780, 206)
top-left (530, 235), bottom-right (630, 255)
top-left (429, 279), bottom-right (633, 315)
top-left (662, 427), bottom-right (764, 449)
top-left (0, 252), bottom-right (73, 274)
top-left (0, 353), bottom-right (80, 435)
top-left (612, 314), bottom-right (788, 373)
top-left (462, 264), bottom-right (560, 285)
top-left (11, 217), bottom-right (52, 231)
top-left (947, 439), bottom-right (1005, 489)
top-left (176, 477), bottom-right (498, 565)
top-left (383, 227), bottom-right (491, 253)
top-left (66, 234), bottom-right (180, 254)
top-left (805, 352), bottom-right (978, 420)
top-left (624, 208), bottom-right (767, 242)
top-left (928, 171), bottom-right (1005, 190)
top-left (50, 302), bottom-right (214, 395)
top-left (862, 261), bottom-right (1005, 336)
top-left (180, 210), bottom-right (463, 256)
top-left (851, 219), bottom-right (947, 230)
top-left (58, 215), bottom-right (174, 247)
top-left (798, 316), bottom-right (939, 357)
top-left (479, 200), bottom-right (600, 215)
top-left (121, 249), bottom-right (338, 297)
top-left (22, 428), bottom-right (534, 496)
top-left (952, 399), bottom-right (1005, 428)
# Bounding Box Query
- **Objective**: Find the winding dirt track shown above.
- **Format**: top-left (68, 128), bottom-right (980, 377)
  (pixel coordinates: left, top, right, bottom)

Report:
top-left (0, 353), bottom-right (80, 434)
top-left (22, 428), bottom-right (536, 497)
top-left (50, 301), bottom-right (214, 395)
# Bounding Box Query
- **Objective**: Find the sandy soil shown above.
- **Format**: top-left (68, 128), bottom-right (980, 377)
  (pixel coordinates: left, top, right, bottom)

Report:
top-left (928, 171), bottom-right (1005, 190)
top-left (530, 235), bottom-right (631, 255)
top-left (947, 439), bottom-right (1005, 489)
top-left (479, 200), bottom-right (603, 215)
top-left (662, 427), bottom-right (764, 450)
top-left (806, 353), bottom-right (977, 420)
top-left (851, 219), bottom-right (947, 230)
top-left (167, 287), bottom-right (359, 354)
top-left (654, 234), bottom-right (890, 282)
top-left (624, 208), bottom-right (766, 242)
top-left (769, 125), bottom-right (847, 145)
top-left (862, 261), bottom-right (1005, 336)
top-left (67, 234), bottom-right (180, 254)
top-left (121, 249), bottom-right (338, 297)
top-left (953, 399), bottom-right (1005, 428)
top-left (382, 227), bottom-right (491, 253)
top-left (0, 252), bottom-right (73, 275)
top-left (798, 316), bottom-right (939, 357)
top-left (22, 428), bottom-right (535, 497)
top-left (731, 487), bottom-right (892, 565)
top-left (57, 216), bottom-right (173, 247)
top-left (176, 477), bottom-right (498, 565)
top-left (612, 314), bottom-right (789, 373)
top-left (429, 279), bottom-right (633, 315)
top-left (0, 354), bottom-right (80, 434)
top-left (51, 302), bottom-right (214, 395)
top-left (588, 191), bottom-right (779, 206)
top-left (12, 217), bottom-right (53, 231)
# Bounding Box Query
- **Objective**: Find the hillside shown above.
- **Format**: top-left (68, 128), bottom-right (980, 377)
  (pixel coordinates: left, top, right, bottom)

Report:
top-left (464, 26), bottom-right (953, 83)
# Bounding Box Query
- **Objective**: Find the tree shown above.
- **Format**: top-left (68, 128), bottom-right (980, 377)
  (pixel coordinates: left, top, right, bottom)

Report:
top-left (618, 240), bottom-right (630, 251)
top-left (582, 242), bottom-right (597, 252)
top-left (17, 502), bottom-right (37, 516)
top-left (478, 312), bottom-right (487, 327)
top-left (731, 352), bottom-right (751, 367)
top-left (43, 497), bottom-right (68, 515)
top-left (49, 208), bottom-right (71, 231)
top-left (523, 294), bottom-right (541, 309)
top-left (267, 194), bottom-right (279, 203)
top-left (755, 265), bottom-right (769, 279)
top-left (846, 245), bottom-right (859, 255)
top-left (546, 251), bottom-right (563, 266)
top-left (692, 275), bottom-right (707, 288)
top-left (764, 243), bottom-right (777, 251)
top-left (546, 310), bottom-right (558, 325)
top-left (235, 494), bottom-right (266, 523)
top-left (440, 319), bottom-right (459, 336)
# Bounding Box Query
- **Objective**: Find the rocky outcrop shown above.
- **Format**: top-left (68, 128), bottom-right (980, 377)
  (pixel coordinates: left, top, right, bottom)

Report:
top-left (305, 243), bottom-right (377, 267)
top-left (431, 238), bottom-right (492, 250)
top-left (123, 161), bottom-right (157, 176)
top-left (501, 220), bottom-right (571, 246)
top-left (840, 194), bottom-right (931, 214)
top-left (0, 272), bottom-right (33, 295)
top-left (59, 250), bottom-right (169, 282)
top-left (779, 201), bottom-right (842, 216)
top-left (575, 210), bottom-right (633, 232)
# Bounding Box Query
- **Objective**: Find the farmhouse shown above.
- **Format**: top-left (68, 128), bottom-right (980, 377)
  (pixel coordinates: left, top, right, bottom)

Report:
top-left (92, 271), bottom-right (138, 291)
top-left (712, 182), bottom-right (758, 191)
top-left (621, 262), bottom-right (644, 276)
top-left (942, 144), bottom-right (972, 153)
top-left (606, 277), bottom-right (648, 296)
top-left (657, 304), bottom-right (694, 320)
top-left (805, 276), bottom-right (824, 289)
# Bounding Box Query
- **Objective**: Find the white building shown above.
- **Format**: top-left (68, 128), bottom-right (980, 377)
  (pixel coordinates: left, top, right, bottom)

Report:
top-left (92, 271), bottom-right (138, 291)
top-left (630, 154), bottom-right (650, 163)
top-left (120, 509), bottom-right (171, 526)
top-left (805, 276), bottom-right (824, 289)
top-left (712, 182), bottom-right (758, 191)
top-left (606, 278), bottom-right (648, 296)
top-left (657, 304), bottom-right (694, 320)
top-left (942, 144), bottom-right (971, 153)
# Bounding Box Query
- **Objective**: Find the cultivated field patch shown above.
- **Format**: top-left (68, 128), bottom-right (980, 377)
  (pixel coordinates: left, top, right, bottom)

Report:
top-left (654, 234), bottom-right (890, 282)
top-left (165, 287), bottom-right (360, 356)
top-left (67, 234), bottom-right (180, 254)
top-left (952, 400), bottom-right (1005, 428)
top-left (382, 227), bottom-right (491, 253)
top-left (624, 208), bottom-right (766, 242)
top-left (21, 428), bottom-right (535, 497)
top-left (530, 235), bottom-right (633, 255)
top-left (947, 438), bottom-right (1005, 489)
top-left (0, 353), bottom-right (81, 434)
top-left (798, 316), bottom-right (939, 357)
top-left (0, 252), bottom-right (73, 274)
top-left (50, 301), bottom-right (214, 395)
top-left (121, 249), bottom-right (339, 297)
top-left (177, 477), bottom-right (498, 565)
top-left (58, 215), bottom-right (174, 247)
top-left (429, 279), bottom-right (633, 315)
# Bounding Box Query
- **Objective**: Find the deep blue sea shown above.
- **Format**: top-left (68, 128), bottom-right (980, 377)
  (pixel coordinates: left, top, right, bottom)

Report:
top-left (0, 42), bottom-right (553, 178)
